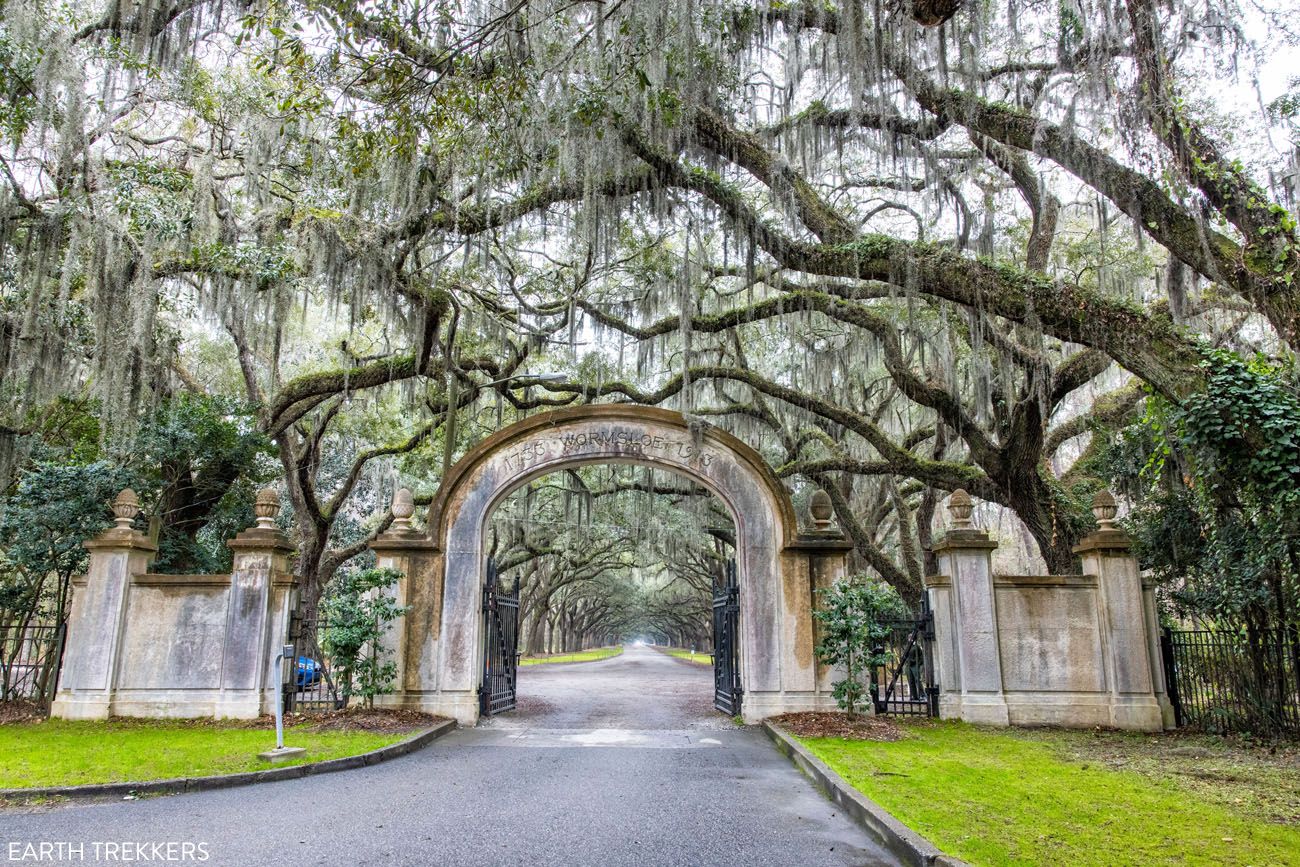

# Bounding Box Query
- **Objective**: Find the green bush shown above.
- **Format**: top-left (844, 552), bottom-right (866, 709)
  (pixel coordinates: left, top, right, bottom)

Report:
top-left (1103, 348), bottom-right (1300, 630)
top-left (813, 575), bottom-right (909, 716)
top-left (321, 567), bottom-right (409, 708)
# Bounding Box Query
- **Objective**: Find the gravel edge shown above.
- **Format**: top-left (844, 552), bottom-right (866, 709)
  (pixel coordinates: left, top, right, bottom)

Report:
top-left (0, 718), bottom-right (456, 804)
top-left (762, 721), bottom-right (969, 867)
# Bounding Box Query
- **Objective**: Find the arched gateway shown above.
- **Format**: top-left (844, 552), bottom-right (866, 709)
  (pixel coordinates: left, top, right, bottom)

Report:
top-left (371, 406), bottom-right (852, 725)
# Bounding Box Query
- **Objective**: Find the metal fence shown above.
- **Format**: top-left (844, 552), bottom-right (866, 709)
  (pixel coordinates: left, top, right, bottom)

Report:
top-left (1, 623), bottom-right (65, 708)
top-left (870, 612), bottom-right (938, 718)
top-left (1161, 625), bottom-right (1300, 736)
top-left (284, 615), bottom-right (347, 713)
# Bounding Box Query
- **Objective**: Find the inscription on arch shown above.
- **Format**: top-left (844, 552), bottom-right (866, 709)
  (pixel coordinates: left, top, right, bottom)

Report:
top-left (500, 428), bottom-right (716, 473)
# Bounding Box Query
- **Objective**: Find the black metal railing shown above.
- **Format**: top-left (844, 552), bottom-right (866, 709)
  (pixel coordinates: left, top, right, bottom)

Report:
top-left (0, 622), bottom-right (65, 709)
top-left (712, 560), bottom-right (742, 715)
top-left (1161, 625), bottom-right (1300, 735)
top-left (480, 558), bottom-right (520, 717)
top-left (284, 614), bottom-right (346, 713)
top-left (870, 607), bottom-right (938, 718)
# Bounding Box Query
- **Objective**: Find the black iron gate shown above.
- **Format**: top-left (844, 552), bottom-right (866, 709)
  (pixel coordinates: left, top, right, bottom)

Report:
top-left (871, 600), bottom-right (939, 717)
top-left (0, 622), bottom-right (66, 710)
top-left (480, 557), bottom-right (520, 717)
top-left (284, 613), bottom-right (346, 712)
top-left (713, 559), bottom-right (742, 715)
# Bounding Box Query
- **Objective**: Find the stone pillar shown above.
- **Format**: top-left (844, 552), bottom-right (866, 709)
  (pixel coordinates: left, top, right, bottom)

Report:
top-left (802, 490), bottom-right (854, 701)
top-left (747, 489), bottom-right (852, 717)
top-left (369, 488), bottom-right (436, 707)
top-left (1073, 490), bottom-right (1169, 731)
top-left (218, 489), bottom-right (296, 718)
top-left (926, 489), bottom-right (1009, 725)
top-left (51, 490), bottom-right (157, 719)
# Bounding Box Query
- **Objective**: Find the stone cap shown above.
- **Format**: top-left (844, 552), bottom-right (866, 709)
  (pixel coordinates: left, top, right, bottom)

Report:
top-left (373, 489), bottom-right (437, 553)
top-left (229, 488), bottom-right (294, 553)
top-left (788, 531), bottom-right (854, 554)
top-left (929, 528), bottom-right (998, 556)
top-left (371, 530), bottom-right (439, 553)
top-left (929, 489), bottom-right (998, 556)
top-left (84, 529), bottom-right (157, 553)
top-left (993, 573), bottom-right (1098, 587)
top-left (232, 525), bottom-right (297, 553)
top-left (132, 572), bottom-right (232, 588)
top-left (1072, 528), bottom-right (1132, 554)
top-left (228, 526), bottom-right (294, 553)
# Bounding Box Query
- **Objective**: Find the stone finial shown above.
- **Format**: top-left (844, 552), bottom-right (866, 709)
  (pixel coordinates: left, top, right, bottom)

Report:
top-left (391, 488), bottom-right (415, 531)
top-left (1092, 488), bottom-right (1118, 529)
top-left (111, 489), bottom-right (140, 530)
top-left (253, 488), bottom-right (281, 529)
top-left (809, 489), bottom-right (834, 531)
top-left (947, 488), bottom-right (973, 530)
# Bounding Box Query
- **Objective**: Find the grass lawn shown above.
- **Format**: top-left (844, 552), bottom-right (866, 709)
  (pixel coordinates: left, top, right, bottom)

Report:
top-left (519, 646), bottom-right (623, 665)
top-left (660, 647), bottom-right (712, 665)
top-left (798, 721), bottom-right (1300, 867)
top-left (0, 719), bottom-right (412, 789)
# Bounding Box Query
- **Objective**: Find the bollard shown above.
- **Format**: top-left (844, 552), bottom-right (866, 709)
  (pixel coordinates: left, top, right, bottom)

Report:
top-left (258, 643), bottom-right (307, 762)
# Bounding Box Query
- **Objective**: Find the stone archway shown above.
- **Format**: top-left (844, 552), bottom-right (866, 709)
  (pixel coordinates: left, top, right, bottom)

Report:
top-left (371, 406), bottom-right (852, 725)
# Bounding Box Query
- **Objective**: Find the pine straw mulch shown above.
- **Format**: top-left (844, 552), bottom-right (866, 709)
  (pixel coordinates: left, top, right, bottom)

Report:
top-left (769, 711), bottom-right (908, 741)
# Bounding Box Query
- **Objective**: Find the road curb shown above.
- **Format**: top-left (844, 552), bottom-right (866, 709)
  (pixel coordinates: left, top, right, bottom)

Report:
top-left (762, 722), bottom-right (968, 867)
top-left (0, 718), bottom-right (457, 804)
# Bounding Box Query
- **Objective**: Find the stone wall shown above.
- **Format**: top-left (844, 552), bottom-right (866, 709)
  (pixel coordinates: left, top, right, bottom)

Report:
top-left (925, 490), bottom-right (1175, 731)
top-left (50, 489), bottom-right (296, 720)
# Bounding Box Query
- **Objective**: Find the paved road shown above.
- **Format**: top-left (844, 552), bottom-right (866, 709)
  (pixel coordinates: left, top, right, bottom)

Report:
top-left (2, 645), bottom-right (898, 867)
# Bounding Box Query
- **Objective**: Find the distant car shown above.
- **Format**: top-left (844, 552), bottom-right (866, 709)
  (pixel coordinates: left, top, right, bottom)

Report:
top-left (295, 656), bottom-right (322, 689)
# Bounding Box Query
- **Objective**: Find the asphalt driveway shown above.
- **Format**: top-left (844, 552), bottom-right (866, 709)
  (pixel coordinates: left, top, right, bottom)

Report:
top-left (2, 645), bottom-right (898, 866)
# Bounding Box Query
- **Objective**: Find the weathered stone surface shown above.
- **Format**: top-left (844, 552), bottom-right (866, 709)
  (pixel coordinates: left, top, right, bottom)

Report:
top-left (371, 507), bottom-right (436, 708)
top-left (994, 578), bottom-right (1104, 693)
top-left (50, 525), bottom-right (157, 719)
top-left (927, 489), bottom-right (1170, 731)
top-left (930, 524), bottom-right (1009, 725)
top-left (414, 406), bottom-right (837, 724)
top-left (116, 578), bottom-right (229, 690)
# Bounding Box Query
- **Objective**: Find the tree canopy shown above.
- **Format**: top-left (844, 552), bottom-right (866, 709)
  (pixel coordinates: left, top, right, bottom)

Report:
top-left (1, 0), bottom-right (1297, 629)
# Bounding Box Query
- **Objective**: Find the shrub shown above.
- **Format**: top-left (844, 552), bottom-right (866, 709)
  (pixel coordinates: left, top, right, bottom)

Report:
top-left (321, 567), bottom-right (409, 708)
top-left (813, 576), bottom-right (909, 716)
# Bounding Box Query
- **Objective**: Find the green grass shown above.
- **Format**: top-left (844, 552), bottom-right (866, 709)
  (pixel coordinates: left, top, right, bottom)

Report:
top-left (660, 647), bottom-right (712, 665)
top-left (519, 645), bottom-right (623, 666)
top-left (798, 721), bottom-right (1300, 867)
top-left (0, 719), bottom-right (411, 789)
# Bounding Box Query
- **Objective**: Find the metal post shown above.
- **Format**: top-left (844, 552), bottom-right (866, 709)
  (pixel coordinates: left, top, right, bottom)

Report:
top-left (1160, 627), bottom-right (1185, 728)
top-left (275, 643), bottom-right (293, 750)
top-left (259, 644), bottom-right (306, 762)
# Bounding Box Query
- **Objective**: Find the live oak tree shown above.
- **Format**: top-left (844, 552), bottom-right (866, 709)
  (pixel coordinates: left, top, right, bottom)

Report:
top-left (1, 0), bottom-right (1296, 623)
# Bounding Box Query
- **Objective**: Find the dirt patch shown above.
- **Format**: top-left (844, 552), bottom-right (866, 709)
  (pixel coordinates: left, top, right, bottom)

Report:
top-left (769, 711), bottom-right (906, 741)
top-left (296, 708), bottom-right (447, 733)
top-left (513, 694), bottom-right (559, 718)
top-left (0, 701), bottom-right (46, 724)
